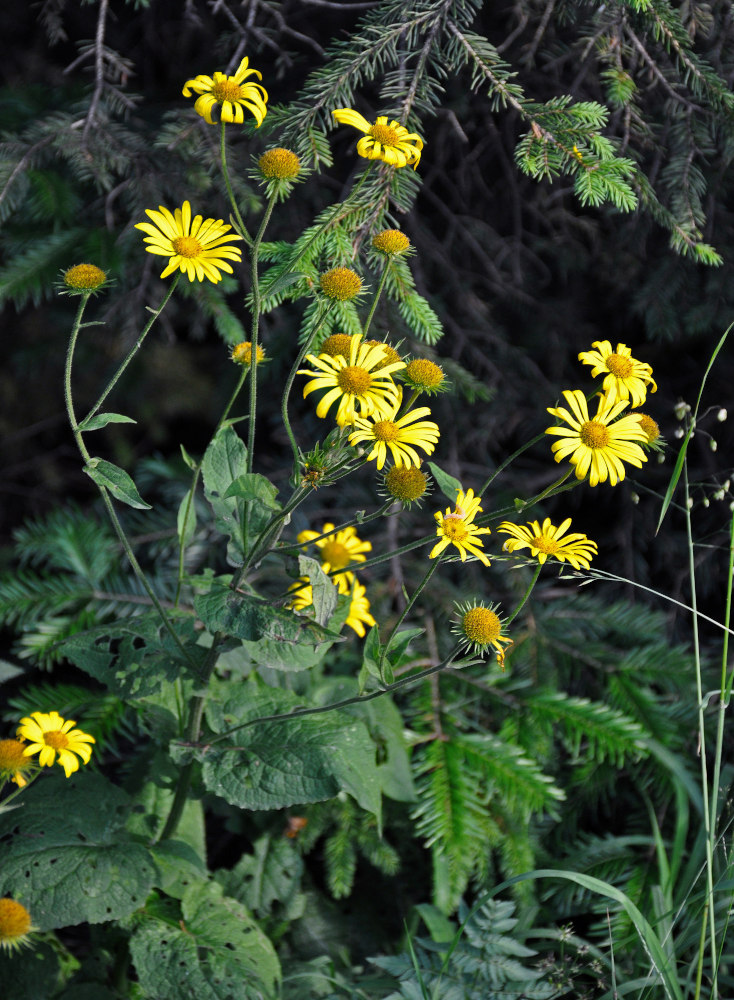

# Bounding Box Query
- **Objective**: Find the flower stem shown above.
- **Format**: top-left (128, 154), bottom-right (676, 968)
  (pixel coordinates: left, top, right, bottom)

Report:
top-left (280, 302), bottom-right (331, 468)
top-left (362, 261), bottom-right (391, 338)
top-left (379, 558), bottom-right (440, 679)
top-left (246, 189), bottom-right (278, 475)
top-left (220, 121), bottom-right (252, 246)
top-left (82, 275), bottom-right (180, 426)
top-left (505, 563), bottom-right (542, 626)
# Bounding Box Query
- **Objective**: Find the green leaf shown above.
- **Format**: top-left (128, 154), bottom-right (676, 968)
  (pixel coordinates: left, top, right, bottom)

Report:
top-left (360, 624), bottom-right (383, 688)
top-left (0, 771), bottom-right (156, 929)
top-left (78, 412), bottom-right (137, 431)
top-left (0, 942), bottom-right (61, 1000)
top-left (201, 426), bottom-right (249, 564)
top-left (216, 833), bottom-right (305, 919)
top-left (177, 488), bottom-right (197, 548)
top-left (427, 462), bottom-right (462, 502)
top-left (60, 612), bottom-right (203, 698)
top-left (298, 555), bottom-right (338, 626)
top-left (200, 684), bottom-right (381, 817)
top-left (180, 443), bottom-right (198, 471)
top-left (262, 268), bottom-right (308, 297)
top-left (237, 593), bottom-right (347, 672)
top-left (130, 881), bottom-right (280, 1000)
top-left (194, 585), bottom-right (266, 641)
top-left (223, 473), bottom-right (280, 510)
top-left (83, 458), bottom-right (152, 509)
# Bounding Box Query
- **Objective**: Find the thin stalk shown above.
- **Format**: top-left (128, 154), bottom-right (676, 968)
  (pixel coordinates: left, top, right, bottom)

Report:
top-left (277, 501), bottom-right (394, 556)
top-left (379, 558), bottom-right (440, 677)
top-left (82, 275), bottom-right (180, 425)
top-left (220, 121), bottom-right (252, 245)
top-left (685, 463), bottom-right (717, 1000)
top-left (65, 294), bottom-right (196, 671)
top-left (0, 770), bottom-right (42, 804)
top-left (246, 189), bottom-right (278, 474)
top-left (280, 302), bottom-right (331, 467)
top-left (505, 563), bottom-right (542, 626)
top-left (362, 261), bottom-right (391, 338)
top-left (174, 365), bottom-right (249, 606)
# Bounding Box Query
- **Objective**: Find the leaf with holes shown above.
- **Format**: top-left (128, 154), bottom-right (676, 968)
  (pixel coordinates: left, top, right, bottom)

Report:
top-left (0, 771), bottom-right (156, 929)
top-left (129, 881), bottom-right (280, 1000)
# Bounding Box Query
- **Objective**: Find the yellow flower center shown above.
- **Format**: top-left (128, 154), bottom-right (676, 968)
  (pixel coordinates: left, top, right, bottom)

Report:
top-left (370, 122), bottom-right (399, 146)
top-left (64, 263), bottom-right (107, 290)
top-left (405, 358), bottom-right (444, 389)
top-left (0, 898), bottom-right (32, 944)
top-left (258, 147), bottom-right (301, 179)
top-left (0, 739), bottom-right (28, 770)
top-left (606, 353), bottom-right (634, 378)
top-left (43, 730), bottom-right (69, 750)
top-left (320, 267), bottom-right (362, 300)
top-left (372, 229), bottom-right (410, 255)
top-left (462, 607), bottom-right (501, 644)
top-left (579, 420), bottom-right (610, 449)
top-left (531, 535), bottom-right (559, 555)
top-left (337, 365), bottom-right (372, 395)
top-left (638, 413), bottom-right (660, 442)
top-left (231, 341), bottom-right (265, 366)
top-left (442, 517), bottom-right (468, 542)
top-left (212, 79), bottom-right (245, 103)
top-left (171, 235), bottom-right (203, 259)
top-left (320, 334), bottom-right (353, 359)
top-left (372, 420), bottom-right (399, 442)
top-left (320, 540), bottom-right (351, 570)
top-left (385, 466), bottom-right (427, 502)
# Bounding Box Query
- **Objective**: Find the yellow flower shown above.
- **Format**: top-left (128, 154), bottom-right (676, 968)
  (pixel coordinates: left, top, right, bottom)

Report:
top-left (403, 358), bottom-right (446, 395)
top-left (364, 339), bottom-right (403, 367)
top-left (430, 487), bottom-right (492, 565)
top-left (17, 711), bottom-right (95, 778)
top-left (372, 229), bottom-right (411, 255)
top-left (348, 386), bottom-right (440, 469)
top-left (578, 341), bottom-right (656, 407)
top-left (382, 465), bottom-right (430, 506)
top-left (344, 580), bottom-right (377, 637)
top-left (0, 738), bottom-right (35, 788)
top-left (637, 413), bottom-right (660, 443)
top-left (298, 333), bottom-right (404, 427)
top-left (498, 517), bottom-right (597, 570)
top-left (231, 341), bottom-right (266, 366)
top-left (319, 334), bottom-right (353, 359)
top-left (182, 57), bottom-right (268, 126)
top-left (135, 201), bottom-right (243, 283)
top-left (297, 523), bottom-right (371, 594)
top-left (319, 267), bottom-right (363, 301)
top-left (0, 898), bottom-right (33, 953)
top-left (546, 390), bottom-right (648, 486)
top-left (63, 263), bottom-right (108, 292)
top-left (333, 109), bottom-right (423, 169)
top-left (452, 601), bottom-right (513, 667)
top-left (258, 147), bottom-right (300, 179)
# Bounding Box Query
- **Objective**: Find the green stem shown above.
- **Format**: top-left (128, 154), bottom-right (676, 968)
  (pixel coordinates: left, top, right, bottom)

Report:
top-left (281, 302), bottom-right (331, 468)
top-left (246, 190), bottom-right (278, 475)
top-left (685, 464), bottom-right (717, 1000)
top-left (505, 563), bottom-right (542, 626)
top-left (278, 502), bottom-right (394, 558)
top-left (220, 120), bottom-right (252, 246)
top-left (379, 558), bottom-right (440, 678)
top-left (174, 366), bottom-right (249, 606)
top-left (65, 293), bottom-right (196, 670)
top-left (362, 261), bottom-right (391, 338)
top-left (82, 276), bottom-right (180, 425)
top-left (0, 769), bottom-right (42, 804)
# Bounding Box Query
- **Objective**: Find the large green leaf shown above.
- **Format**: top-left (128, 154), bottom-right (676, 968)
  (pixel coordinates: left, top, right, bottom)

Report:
top-left (0, 771), bottom-right (156, 930)
top-left (130, 882), bottom-right (280, 1000)
top-left (201, 425), bottom-right (250, 565)
top-left (216, 833), bottom-right (305, 919)
top-left (0, 941), bottom-right (60, 1000)
top-left (196, 684), bottom-right (381, 817)
top-left (60, 612), bottom-right (203, 698)
top-left (83, 458), bottom-right (152, 509)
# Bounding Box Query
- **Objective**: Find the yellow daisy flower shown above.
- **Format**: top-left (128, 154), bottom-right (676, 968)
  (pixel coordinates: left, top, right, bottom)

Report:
top-left (0, 738), bottom-right (35, 788)
top-left (182, 57), bottom-right (268, 126)
top-left (546, 390), bottom-right (648, 487)
top-left (348, 386), bottom-right (439, 469)
top-left (452, 601), bottom-right (513, 667)
top-left (135, 201), bottom-right (243, 283)
top-left (497, 517), bottom-right (597, 570)
top-left (430, 487), bottom-right (492, 566)
top-left (297, 523), bottom-right (372, 594)
top-left (332, 109), bottom-right (423, 169)
top-left (578, 341), bottom-right (656, 407)
top-left (298, 333), bottom-right (405, 427)
top-left (0, 898), bottom-right (34, 953)
top-left (17, 711), bottom-right (95, 779)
